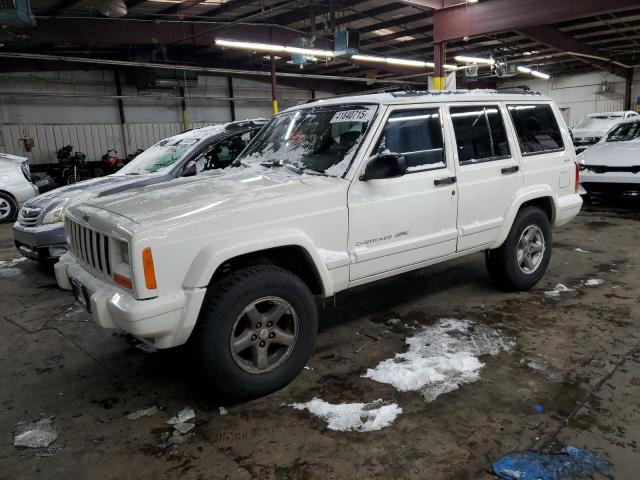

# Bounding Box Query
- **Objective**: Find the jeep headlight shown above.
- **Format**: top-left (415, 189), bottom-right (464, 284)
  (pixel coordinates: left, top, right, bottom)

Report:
top-left (113, 239), bottom-right (133, 290)
top-left (42, 205), bottom-right (66, 224)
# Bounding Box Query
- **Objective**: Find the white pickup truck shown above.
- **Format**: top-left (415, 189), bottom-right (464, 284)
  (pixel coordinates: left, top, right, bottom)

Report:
top-left (55, 90), bottom-right (582, 399)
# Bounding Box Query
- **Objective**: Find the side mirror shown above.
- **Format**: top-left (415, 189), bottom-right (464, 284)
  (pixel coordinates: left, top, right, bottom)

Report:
top-left (360, 153), bottom-right (407, 181)
top-left (182, 160), bottom-right (197, 177)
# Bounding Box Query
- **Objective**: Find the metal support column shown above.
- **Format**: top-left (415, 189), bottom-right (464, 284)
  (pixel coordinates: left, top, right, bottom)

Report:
top-left (114, 70), bottom-right (129, 157)
top-left (227, 76), bottom-right (236, 121)
top-left (179, 86), bottom-right (189, 131)
top-left (624, 70), bottom-right (633, 111)
top-left (433, 42), bottom-right (446, 90)
top-left (270, 54), bottom-right (278, 114)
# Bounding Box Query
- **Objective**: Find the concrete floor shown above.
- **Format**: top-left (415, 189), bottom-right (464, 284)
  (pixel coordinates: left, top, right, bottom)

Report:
top-left (1, 201), bottom-right (639, 480)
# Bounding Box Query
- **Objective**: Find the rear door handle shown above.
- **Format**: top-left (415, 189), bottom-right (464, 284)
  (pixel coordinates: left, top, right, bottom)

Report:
top-left (434, 176), bottom-right (457, 186)
top-left (501, 165), bottom-right (519, 175)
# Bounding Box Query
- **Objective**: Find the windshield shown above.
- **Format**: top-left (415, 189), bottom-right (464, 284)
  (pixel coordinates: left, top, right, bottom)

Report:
top-left (237, 104), bottom-right (377, 176)
top-left (574, 115), bottom-right (622, 131)
top-left (117, 136), bottom-right (199, 175)
top-left (606, 121), bottom-right (640, 142)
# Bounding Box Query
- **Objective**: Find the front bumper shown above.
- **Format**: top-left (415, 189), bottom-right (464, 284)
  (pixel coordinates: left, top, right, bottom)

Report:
top-left (55, 254), bottom-right (207, 349)
top-left (13, 222), bottom-right (67, 261)
top-left (580, 170), bottom-right (640, 197)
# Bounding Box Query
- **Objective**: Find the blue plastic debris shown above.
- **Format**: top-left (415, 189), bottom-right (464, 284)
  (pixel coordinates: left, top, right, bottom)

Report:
top-left (493, 446), bottom-right (611, 480)
top-left (534, 403), bottom-right (544, 414)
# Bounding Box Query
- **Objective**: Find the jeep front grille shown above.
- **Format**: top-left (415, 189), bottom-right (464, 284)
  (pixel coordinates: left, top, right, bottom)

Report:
top-left (18, 207), bottom-right (41, 227)
top-left (65, 218), bottom-right (111, 277)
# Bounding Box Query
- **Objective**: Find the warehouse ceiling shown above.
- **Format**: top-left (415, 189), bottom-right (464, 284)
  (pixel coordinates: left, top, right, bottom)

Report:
top-left (1, 0), bottom-right (639, 91)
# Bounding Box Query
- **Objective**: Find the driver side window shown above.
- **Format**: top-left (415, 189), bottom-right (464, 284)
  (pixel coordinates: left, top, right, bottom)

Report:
top-left (374, 108), bottom-right (445, 173)
top-left (196, 131), bottom-right (255, 172)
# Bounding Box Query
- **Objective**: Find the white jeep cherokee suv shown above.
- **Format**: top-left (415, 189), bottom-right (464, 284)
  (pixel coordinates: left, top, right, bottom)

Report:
top-left (55, 90), bottom-right (582, 399)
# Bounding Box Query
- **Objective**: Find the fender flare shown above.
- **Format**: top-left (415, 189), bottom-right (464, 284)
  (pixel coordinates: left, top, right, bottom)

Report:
top-left (181, 228), bottom-right (335, 296)
top-left (491, 185), bottom-right (557, 249)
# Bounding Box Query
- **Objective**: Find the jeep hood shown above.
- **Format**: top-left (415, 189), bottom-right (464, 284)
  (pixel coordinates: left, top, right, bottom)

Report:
top-left (81, 167), bottom-right (346, 225)
top-left (578, 139), bottom-right (640, 167)
top-left (24, 173), bottom-right (170, 212)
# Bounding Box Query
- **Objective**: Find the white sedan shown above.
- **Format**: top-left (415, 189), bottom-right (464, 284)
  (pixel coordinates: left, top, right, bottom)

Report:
top-left (0, 153), bottom-right (39, 223)
top-left (578, 119), bottom-right (640, 198)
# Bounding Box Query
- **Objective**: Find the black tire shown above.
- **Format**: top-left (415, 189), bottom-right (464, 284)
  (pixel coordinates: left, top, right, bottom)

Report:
top-left (0, 192), bottom-right (18, 224)
top-left (193, 265), bottom-right (318, 400)
top-left (485, 206), bottom-right (552, 292)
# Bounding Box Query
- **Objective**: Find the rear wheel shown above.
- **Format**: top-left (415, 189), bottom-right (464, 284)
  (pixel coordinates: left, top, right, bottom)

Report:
top-left (0, 193), bottom-right (18, 224)
top-left (193, 265), bottom-right (318, 400)
top-left (486, 206), bottom-right (552, 291)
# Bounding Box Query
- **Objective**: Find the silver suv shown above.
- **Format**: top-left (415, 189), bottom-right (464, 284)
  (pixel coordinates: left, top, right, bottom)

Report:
top-left (0, 153), bottom-right (38, 224)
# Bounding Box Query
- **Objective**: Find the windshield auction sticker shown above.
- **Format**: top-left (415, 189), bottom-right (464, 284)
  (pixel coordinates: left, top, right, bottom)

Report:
top-left (330, 109), bottom-right (372, 123)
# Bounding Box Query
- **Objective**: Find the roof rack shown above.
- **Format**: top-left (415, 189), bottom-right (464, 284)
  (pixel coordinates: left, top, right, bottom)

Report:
top-left (494, 85), bottom-right (541, 95)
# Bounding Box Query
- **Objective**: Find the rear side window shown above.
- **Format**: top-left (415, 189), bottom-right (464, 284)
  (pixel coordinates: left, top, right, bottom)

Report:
top-left (450, 106), bottom-right (511, 164)
top-left (375, 109), bottom-right (445, 172)
top-left (507, 104), bottom-right (564, 155)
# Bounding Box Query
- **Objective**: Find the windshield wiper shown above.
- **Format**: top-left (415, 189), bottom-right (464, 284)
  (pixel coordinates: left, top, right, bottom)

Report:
top-left (260, 159), bottom-right (284, 167)
top-left (125, 172), bottom-right (141, 175)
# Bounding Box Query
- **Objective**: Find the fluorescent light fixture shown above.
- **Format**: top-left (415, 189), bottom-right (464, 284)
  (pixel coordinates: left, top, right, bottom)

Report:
top-left (467, 0), bottom-right (479, 3)
top-left (530, 70), bottom-right (550, 80)
top-left (517, 65), bottom-right (550, 80)
top-left (454, 55), bottom-right (495, 65)
top-left (352, 54), bottom-right (435, 69)
top-left (215, 39), bottom-right (334, 58)
top-left (372, 28), bottom-right (395, 36)
top-left (396, 35), bottom-right (417, 42)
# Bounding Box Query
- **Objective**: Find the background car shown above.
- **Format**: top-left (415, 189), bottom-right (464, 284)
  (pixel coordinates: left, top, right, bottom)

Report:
top-left (13, 119), bottom-right (266, 262)
top-left (0, 153), bottom-right (39, 224)
top-left (572, 110), bottom-right (639, 153)
top-left (578, 118), bottom-right (640, 198)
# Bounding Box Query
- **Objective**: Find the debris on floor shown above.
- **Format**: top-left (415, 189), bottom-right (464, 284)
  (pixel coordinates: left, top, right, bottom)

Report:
top-left (166, 406), bottom-right (196, 437)
top-left (574, 248), bottom-right (591, 253)
top-left (290, 398), bottom-right (402, 432)
top-left (218, 406), bottom-right (228, 416)
top-left (126, 406), bottom-right (158, 420)
top-left (544, 283), bottom-right (574, 298)
top-left (492, 445), bottom-right (611, 480)
top-left (166, 407), bottom-right (195, 425)
top-left (362, 319), bottom-right (513, 402)
top-left (14, 417), bottom-right (59, 448)
top-left (135, 343), bottom-right (157, 354)
top-left (584, 278), bottom-right (604, 287)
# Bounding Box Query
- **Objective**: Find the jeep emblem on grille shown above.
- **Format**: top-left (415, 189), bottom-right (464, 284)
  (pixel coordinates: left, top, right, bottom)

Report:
top-left (82, 214), bottom-right (90, 223)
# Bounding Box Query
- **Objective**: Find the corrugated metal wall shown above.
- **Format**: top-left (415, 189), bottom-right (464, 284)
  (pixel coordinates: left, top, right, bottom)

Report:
top-left (0, 121), bottom-right (218, 164)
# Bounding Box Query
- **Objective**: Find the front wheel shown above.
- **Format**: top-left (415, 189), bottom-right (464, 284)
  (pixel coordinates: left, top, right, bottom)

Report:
top-left (486, 206), bottom-right (552, 291)
top-left (193, 265), bottom-right (318, 400)
top-left (0, 193), bottom-right (18, 224)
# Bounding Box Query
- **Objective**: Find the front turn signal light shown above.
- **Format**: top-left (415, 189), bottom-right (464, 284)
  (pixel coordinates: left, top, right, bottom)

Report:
top-left (142, 247), bottom-right (157, 290)
top-left (114, 273), bottom-right (133, 290)
top-left (575, 162), bottom-right (580, 193)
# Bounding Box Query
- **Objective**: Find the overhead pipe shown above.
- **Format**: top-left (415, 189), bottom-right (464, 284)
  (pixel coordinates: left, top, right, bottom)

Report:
top-left (0, 52), bottom-right (421, 85)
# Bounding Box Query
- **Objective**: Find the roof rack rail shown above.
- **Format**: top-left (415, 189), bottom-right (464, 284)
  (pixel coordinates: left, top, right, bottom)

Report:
top-left (494, 85), bottom-right (541, 95)
top-left (303, 84), bottom-right (413, 103)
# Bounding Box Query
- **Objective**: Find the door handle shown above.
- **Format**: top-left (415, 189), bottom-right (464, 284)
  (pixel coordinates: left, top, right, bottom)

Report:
top-left (434, 176), bottom-right (457, 186)
top-left (501, 165), bottom-right (520, 175)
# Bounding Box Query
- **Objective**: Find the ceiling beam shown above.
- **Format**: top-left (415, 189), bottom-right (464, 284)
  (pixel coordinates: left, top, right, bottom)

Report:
top-left (156, 0), bottom-right (208, 15)
top-left (200, 0), bottom-right (257, 18)
top-left (401, 0), bottom-right (443, 9)
top-left (433, 0), bottom-right (640, 42)
top-left (518, 24), bottom-right (630, 78)
top-left (40, 0), bottom-right (84, 16)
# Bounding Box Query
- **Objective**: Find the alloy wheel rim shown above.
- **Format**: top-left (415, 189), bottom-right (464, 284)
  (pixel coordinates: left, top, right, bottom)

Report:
top-left (229, 296), bottom-right (299, 374)
top-left (0, 199), bottom-right (10, 220)
top-left (517, 224), bottom-right (545, 274)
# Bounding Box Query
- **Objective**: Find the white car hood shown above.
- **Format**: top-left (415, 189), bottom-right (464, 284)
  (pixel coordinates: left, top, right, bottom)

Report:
top-left (81, 167), bottom-right (347, 226)
top-left (578, 140), bottom-right (640, 167)
top-left (572, 127), bottom-right (605, 139)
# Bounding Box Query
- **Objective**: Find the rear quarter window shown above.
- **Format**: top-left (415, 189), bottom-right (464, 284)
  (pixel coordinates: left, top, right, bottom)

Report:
top-left (507, 104), bottom-right (564, 155)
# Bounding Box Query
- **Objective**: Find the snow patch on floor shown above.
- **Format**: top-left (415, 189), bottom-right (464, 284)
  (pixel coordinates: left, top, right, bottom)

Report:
top-left (362, 319), bottom-right (513, 402)
top-left (584, 278), bottom-right (604, 287)
top-left (290, 398), bottom-right (402, 432)
top-left (544, 283), bottom-right (575, 298)
top-left (574, 248), bottom-right (590, 253)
